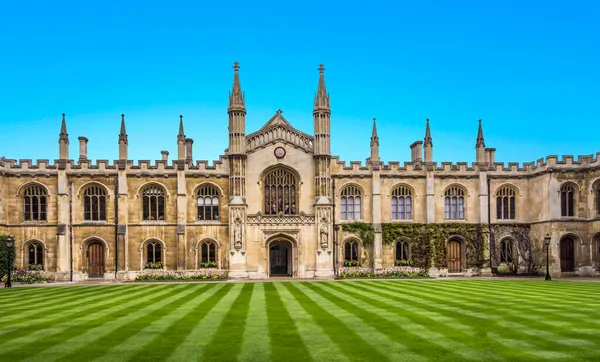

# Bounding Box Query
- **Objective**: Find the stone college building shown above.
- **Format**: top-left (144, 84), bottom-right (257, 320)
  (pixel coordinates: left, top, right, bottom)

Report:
top-left (1, 63), bottom-right (599, 281)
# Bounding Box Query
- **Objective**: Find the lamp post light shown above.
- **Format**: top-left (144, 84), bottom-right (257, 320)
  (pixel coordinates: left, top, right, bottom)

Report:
top-left (544, 234), bottom-right (552, 281)
top-left (5, 236), bottom-right (15, 288)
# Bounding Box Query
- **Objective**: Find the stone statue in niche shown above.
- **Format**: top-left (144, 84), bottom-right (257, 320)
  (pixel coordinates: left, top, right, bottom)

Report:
top-left (233, 209), bottom-right (243, 250)
top-left (319, 209), bottom-right (329, 249)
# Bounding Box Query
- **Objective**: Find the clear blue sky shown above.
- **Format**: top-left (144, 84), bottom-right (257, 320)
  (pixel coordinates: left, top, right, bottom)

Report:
top-left (1, 0), bottom-right (598, 165)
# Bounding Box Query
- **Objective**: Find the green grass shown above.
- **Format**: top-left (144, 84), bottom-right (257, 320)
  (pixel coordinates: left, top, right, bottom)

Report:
top-left (1, 280), bottom-right (599, 361)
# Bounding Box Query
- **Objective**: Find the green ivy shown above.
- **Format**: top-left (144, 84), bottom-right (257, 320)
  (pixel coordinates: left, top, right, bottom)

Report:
top-left (341, 222), bottom-right (374, 245)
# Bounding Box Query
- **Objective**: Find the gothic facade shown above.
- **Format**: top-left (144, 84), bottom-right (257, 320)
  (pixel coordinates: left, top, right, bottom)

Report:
top-left (1, 63), bottom-right (599, 281)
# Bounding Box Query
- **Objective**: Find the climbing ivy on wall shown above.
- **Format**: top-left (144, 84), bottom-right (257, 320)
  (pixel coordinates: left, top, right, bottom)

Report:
top-left (342, 222), bottom-right (487, 270)
top-left (490, 223), bottom-right (540, 274)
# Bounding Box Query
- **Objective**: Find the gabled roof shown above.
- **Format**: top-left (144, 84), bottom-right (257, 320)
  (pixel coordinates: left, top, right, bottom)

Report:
top-left (246, 110), bottom-right (314, 154)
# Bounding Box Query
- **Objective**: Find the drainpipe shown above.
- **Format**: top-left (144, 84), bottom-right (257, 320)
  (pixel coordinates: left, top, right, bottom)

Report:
top-left (114, 176), bottom-right (119, 279)
top-left (68, 181), bottom-right (73, 282)
top-left (332, 178), bottom-right (338, 279)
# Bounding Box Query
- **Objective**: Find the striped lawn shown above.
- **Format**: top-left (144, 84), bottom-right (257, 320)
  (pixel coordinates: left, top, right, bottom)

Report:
top-left (1, 280), bottom-right (599, 362)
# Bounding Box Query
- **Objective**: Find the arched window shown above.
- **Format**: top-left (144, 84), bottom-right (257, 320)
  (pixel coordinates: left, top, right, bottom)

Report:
top-left (395, 240), bottom-right (410, 262)
top-left (444, 186), bottom-right (465, 220)
top-left (83, 184), bottom-right (107, 221)
top-left (199, 240), bottom-right (217, 267)
top-left (341, 185), bottom-right (362, 220)
top-left (496, 186), bottom-right (516, 220)
top-left (499, 239), bottom-right (515, 263)
top-left (26, 241), bottom-right (44, 268)
top-left (263, 168), bottom-right (298, 215)
top-left (391, 185), bottom-right (412, 220)
top-left (560, 183), bottom-right (576, 217)
top-left (145, 241), bottom-right (162, 265)
top-left (142, 185), bottom-right (165, 221)
top-left (344, 240), bottom-right (359, 264)
top-left (23, 185), bottom-right (47, 221)
top-left (197, 185), bottom-right (219, 221)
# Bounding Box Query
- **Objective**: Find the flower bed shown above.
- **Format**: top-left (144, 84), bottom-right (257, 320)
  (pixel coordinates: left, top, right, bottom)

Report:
top-left (339, 266), bottom-right (429, 279)
top-left (134, 270), bottom-right (228, 282)
top-left (1, 268), bottom-right (54, 284)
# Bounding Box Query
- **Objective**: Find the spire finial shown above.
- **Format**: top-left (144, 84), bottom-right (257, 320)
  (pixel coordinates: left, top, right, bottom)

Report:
top-left (233, 61), bottom-right (240, 71)
top-left (424, 118), bottom-right (432, 146)
top-left (178, 114), bottom-right (185, 143)
top-left (371, 117), bottom-right (378, 138)
top-left (314, 64), bottom-right (330, 111)
top-left (59, 113), bottom-right (69, 143)
top-left (228, 62), bottom-right (245, 111)
top-left (476, 119), bottom-right (485, 148)
top-left (318, 64), bottom-right (325, 74)
top-left (119, 114), bottom-right (128, 144)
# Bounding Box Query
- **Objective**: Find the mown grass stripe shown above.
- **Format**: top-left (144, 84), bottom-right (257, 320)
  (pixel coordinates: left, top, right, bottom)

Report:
top-left (85, 284), bottom-right (223, 362)
top-left (284, 282), bottom-right (391, 362)
top-left (263, 283), bottom-right (313, 362)
top-left (342, 281), bottom-right (561, 359)
top-left (165, 284), bottom-right (245, 362)
top-left (362, 281), bottom-right (597, 355)
top-left (24, 284), bottom-right (201, 362)
top-left (239, 283), bottom-right (270, 362)
top-left (306, 281), bottom-right (473, 362)
top-left (201, 283), bottom-right (255, 361)
top-left (0, 284), bottom-right (160, 347)
top-left (272, 283), bottom-right (348, 362)
top-left (389, 281), bottom-right (600, 346)
top-left (123, 284), bottom-right (235, 362)
top-left (0, 285), bottom-right (145, 326)
top-left (0, 284), bottom-right (185, 359)
top-left (0, 285), bottom-right (116, 309)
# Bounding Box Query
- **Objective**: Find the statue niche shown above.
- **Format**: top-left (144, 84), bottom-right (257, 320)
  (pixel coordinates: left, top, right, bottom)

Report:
top-left (263, 167), bottom-right (298, 215)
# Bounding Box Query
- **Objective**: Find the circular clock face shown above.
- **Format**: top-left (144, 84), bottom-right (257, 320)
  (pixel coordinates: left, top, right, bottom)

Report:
top-left (274, 147), bottom-right (286, 159)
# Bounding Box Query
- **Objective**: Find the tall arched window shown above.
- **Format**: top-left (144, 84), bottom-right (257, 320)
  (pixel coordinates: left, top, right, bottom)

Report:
top-left (560, 183), bottom-right (576, 217)
top-left (142, 185), bottom-right (165, 221)
top-left (146, 241), bottom-right (162, 265)
top-left (496, 185), bottom-right (516, 220)
top-left (23, 185), bottom-right (47, 221)
top-left (197, 185), bottom-right (219, 221)
top-left (444, 185), bottom-right (465, 220)
top-left (391, 185), bottom-right (412, 220)
top-left (344, 240), bottom-right (359, 263)
top-left (341, 185), bottom-right (362, 220)
top-left (199, 240), bottom-right (217, 267)
top-left (263, 168), bottom-right (298, 215)
top-left (499, 239), bottom-right (515, 263)
top-left (83, 184), bottom-right (107, 221)
top-left (26, 241), bottom-right (44, 267)
top-left (395, 240), bottom-right (410, 262)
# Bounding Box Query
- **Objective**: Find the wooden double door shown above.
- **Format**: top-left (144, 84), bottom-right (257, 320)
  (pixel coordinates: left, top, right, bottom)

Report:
top-left (447, 240), bottom-right (462, 273)
top-left (560, 238), bottom-right (575, 272)
top-left (87, 242), bottom-right (105, 278)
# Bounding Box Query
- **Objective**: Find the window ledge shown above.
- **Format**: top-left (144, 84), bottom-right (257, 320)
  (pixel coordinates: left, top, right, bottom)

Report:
top-left (495, 219), bottom-right (518, 223)
top-left (389, 219), bottom-right (415, 223)
top-left (141, 221), bottom-right (167, 224)
top-left (195, 220), bottom-right (221, 224)
top-left (20, 221), bottom-right (48, 225)
top-left (81, 221), bottom-right (109, 225)
top-left (339, 219), bottom-right (365, 223)
top-left (444, 219), bottom-right (467, 223)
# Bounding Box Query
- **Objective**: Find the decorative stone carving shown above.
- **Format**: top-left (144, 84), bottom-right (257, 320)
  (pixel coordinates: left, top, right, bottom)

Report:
top-left (319, 208), bottom-right (329, 249)
top-left (247, 211), bottom-right (315, 225)
top-left (231, 207), bottom-right (244, 250)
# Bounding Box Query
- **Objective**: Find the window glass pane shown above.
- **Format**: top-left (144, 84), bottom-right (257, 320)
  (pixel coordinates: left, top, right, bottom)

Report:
top-left (28, 245), bottom-right (35, 265)
top-left (451, 197), bottom-right (457, 219)
top-left (399, 197), bottom-right (405, 219)
top-left (25, 197), bottom-right (31, 221)
top-left (355, 197), bottom-right (361, 220)
top-left (406, 196), bottom-right (412, 220)
top-left (341, 198), bottom-right (347, 220)
top-left (561, 192), bottom-right (567, 216)
top-left (509, 197), bottom-right (515, 219)
top-left (147, 244), bottom-right (153, 263)
top-left (496, 197), bottom-right (502, 219)
top-left (445, 197), bottom-right (450, 219)
top-left (391, 197), bottom-right (397, 220)
top-left (344, 242), bottom-right (351, 261)
top-left (348, 197), bottom-right (354, 220)
top-left (32, 196), bottom-right (39, 220)
top-left (37, 244), bottom-right (43, 266)
top-left (158, 197), bottom-right (165, 220)
top-left (155, 244), bottom-right (162, 262)
top-left (458, 197), bottom-right (464, 219)
top-left (503, 197), bottom-right (509, 219)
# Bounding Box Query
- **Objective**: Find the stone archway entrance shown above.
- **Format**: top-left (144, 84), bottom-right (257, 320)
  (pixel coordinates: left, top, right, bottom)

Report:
top-left (447, 239), bottom-right (462, 273)
top-left (268, 240), bottom-right (293, 277)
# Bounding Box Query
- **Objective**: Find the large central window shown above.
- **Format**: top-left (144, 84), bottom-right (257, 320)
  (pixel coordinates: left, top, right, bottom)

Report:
top-left (264, 167), bottom-right (298, 215)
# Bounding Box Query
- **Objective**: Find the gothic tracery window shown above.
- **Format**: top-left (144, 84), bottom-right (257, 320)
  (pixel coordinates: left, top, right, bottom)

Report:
top-left (341, 185), bottom-right (362, 220)
top-left (392, 185), bottom-right (412, 220)
top-left (496, 185), bottom-right (516, 220)
top-left (27, 241), bottom-right (44, 267)
top-left (444, 185), bottom-right (465, 220)
top-left (23, 184), bottom-right (47, 222)
top-left (142, 185), bottom-right (165, 221)
top-left (344, 240), bottom-right (359, 263)
top-left (560, 183), bottom-right (576, 217)
top-left (83, 184), bottom-right (107, 221)
top-left (146, 241), bottom-right (162, 264)
top-left (199, 240), bottom-right (217, 266)
top-left (593, 181), bottom-right (600, 215)
top-left (264, 168), bottom-right (297, 215)
top-left (197, 185), bottom-right (219, 221)
top-left (500, 239), bottom-right (515, 264)
top-left (396, 240), bottom-right (410, 261)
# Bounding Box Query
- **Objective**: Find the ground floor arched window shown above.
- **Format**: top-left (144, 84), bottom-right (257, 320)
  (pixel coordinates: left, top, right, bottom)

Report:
top-left (344, 240), bottom-right (360, 266)
top-left (199, 240), bottom-right (217, 268)
top-left (499, 239), bottom-right (515, 264)
top-left (26, 241), bottom-right (44, 268)
top-left (395, 240), bottom-right (410, 265)
top-left (145, 241), bottom-right (163, 268)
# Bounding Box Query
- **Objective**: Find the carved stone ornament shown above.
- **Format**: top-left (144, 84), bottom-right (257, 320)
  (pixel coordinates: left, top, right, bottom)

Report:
top-left (247, 211), bottom-right (315, 225)
top-left (232, 208), bottom-right (244, 250)
top-left (318, 208), bottom-right (329, 249)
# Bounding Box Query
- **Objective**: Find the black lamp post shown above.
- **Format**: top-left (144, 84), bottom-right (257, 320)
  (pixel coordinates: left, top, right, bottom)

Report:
top-left (5, 236), bottom-right (14, 288)
top-left (544, 234), bottom-right (552, 281)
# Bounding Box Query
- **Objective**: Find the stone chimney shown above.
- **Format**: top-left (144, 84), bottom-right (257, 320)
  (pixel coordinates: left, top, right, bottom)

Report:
top-left (485, 148), bottom-right (496, 165)
top-left (78, 137), bottom-right (88, 161)
top-left (161, 150), bottom-right (169, 162)
top-left (185, 138), bottom-right (194, 164)
top-left (410, 141), bottom-right (423, 163)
